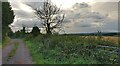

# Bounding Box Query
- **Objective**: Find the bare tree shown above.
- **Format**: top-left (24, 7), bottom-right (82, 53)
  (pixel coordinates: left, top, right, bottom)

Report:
top-left (32, 0), bottom-right (65, 34)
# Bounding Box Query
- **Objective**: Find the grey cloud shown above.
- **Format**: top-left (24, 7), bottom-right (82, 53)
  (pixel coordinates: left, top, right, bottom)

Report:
top-left (11, 18), bottom-right (42, 28)
top-left (9, 0), bottom-right (44, 2)
top-left (87, 12), bottom-right (107, 19)
top-left (63, 3), bottom-right (107, 29)
top-left (10, 2), bottom-right (21, 10)
top-left (9, 1), bottom-right (118, 33)
top-left (24, 2), bottom-right (42, 9)
top-left (10, 2), bottom-right (42, 32)
top-left (62, 2), bottom-right (118, 33)
top-left (63, 18), bottom-right (71, 23)
top-left (10, 2), bottom-right (35, 18)
top-left (92, 2), bottom-right (118, 13)
top-left (93, 0), bottom-right (119, 2)
top-left (72, 2), bottom-right (90, 9)
top-left (73, 18), bottom-right (100, 28)
top-left (80, 25), bottom-right (92, 27)
top-left (14, 10), bottom-right (35, 18)
top-left (91, 2), bottom-right (118, 19)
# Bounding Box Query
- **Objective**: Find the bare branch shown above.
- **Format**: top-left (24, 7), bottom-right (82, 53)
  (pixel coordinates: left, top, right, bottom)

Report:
top-left (29, 0), bottom-right (65, 34)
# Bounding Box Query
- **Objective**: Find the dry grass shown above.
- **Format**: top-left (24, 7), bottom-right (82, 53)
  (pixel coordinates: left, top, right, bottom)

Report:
top-left (80, 36), bottom-right (119, 46)
top-left (102, 36), bottom-right (119, 44)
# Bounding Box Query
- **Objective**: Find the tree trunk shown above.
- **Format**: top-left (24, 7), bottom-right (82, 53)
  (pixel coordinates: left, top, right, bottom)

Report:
top-left (46, 23), bottom-right (52, 35)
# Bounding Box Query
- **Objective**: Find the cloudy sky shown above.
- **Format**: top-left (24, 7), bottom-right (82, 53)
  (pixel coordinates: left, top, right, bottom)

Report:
top-left (8, 0), bottom-right (119, 33)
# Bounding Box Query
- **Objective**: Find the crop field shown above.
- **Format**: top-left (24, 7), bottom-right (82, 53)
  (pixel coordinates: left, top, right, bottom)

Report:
top-left (103, 36), bottom-right (119, 44)
top-left (83, 36), bottom-right (119, 46)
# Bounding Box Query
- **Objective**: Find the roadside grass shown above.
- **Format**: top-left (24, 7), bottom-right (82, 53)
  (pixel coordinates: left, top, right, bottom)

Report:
top-left (25, 35), bottom-right (119, 64)
top-left (0, 42), bottom-right (1, 48)
top-left (7, 42), bottom-right (19, 61)
top-left (2, 37), bottom-right (11, 48)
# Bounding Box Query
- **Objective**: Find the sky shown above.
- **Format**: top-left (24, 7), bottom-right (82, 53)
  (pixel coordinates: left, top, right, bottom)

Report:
top-left (8, 0), bottom-right (119, 33)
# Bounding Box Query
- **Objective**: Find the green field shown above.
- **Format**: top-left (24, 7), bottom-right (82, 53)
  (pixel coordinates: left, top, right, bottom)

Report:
top-left (24, 35), bottom-right (119, 64)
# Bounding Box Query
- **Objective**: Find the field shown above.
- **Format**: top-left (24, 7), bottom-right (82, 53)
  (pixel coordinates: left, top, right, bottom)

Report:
top-left (24, 35), bottom-right (120, 64)
top-left (103, 36), bottom-right (119, 44)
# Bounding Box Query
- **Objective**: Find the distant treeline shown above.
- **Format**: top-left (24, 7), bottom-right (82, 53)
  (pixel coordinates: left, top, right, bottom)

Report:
top-left (62, 32), bottom-right (120, 36)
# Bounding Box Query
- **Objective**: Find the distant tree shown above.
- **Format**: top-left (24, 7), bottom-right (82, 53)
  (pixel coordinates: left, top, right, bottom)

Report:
top-left (7, 27), bottom-right (14, 38)
top-left (2, 2), bottom-right (14, 40)
top-left (31, 26), bottom-right (40, 36)
top-left (21, 27), bottom-right (26, 34)
top-left (30, 0), bottom-right (65, 35)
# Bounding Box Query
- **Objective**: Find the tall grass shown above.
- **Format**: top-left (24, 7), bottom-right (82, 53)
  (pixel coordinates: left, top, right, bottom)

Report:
top-left (25, 35), bottom-right (119, 64)
top-left (2, 36), bottom-right (11, 48)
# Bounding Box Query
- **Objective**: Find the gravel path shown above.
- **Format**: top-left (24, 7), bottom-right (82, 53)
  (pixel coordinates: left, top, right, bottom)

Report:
top-left (2, 39), bottom-right (33, 64)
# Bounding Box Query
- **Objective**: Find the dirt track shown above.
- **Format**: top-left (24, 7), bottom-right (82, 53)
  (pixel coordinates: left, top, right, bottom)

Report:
top-left (2, 39), bottom-right (33, 64)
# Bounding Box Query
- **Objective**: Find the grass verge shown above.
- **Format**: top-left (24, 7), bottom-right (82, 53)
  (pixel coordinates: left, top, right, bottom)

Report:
top-left (2, 37), bottom-right (11, 48)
